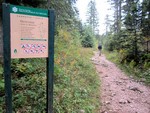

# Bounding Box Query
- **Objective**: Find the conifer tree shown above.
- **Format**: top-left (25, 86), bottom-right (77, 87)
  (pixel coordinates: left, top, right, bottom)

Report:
top-left (108, 0), bottom-right (122, 33)
top-left (141, 0), bottom-right (150, 38)
top-left (86, 0), bottom-right (99, 34)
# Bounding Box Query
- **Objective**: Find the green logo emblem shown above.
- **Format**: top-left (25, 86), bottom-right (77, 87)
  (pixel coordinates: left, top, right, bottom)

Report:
top-left (14, 49), bottom-right (17, 54)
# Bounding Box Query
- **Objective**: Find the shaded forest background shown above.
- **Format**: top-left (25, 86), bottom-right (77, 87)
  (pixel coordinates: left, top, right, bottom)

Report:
top-left (101, 0), bottom-right (150, 83)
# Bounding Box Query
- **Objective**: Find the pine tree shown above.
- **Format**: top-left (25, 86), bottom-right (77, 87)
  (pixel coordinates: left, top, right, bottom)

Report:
top-left (86, 0), bottom-right (99, 34)
top-left (108, 0), bottom-right (122, 33)
top-left (141, 0), bottom-right (150, 53)
top-left (104, 14), bottom-right (112, 34)
top-left (141, 0), bottom-right (150, 38)
top-left (123, 0), bottom-right (143, 61)
top-left (81, 25), bottom-right (95, 47)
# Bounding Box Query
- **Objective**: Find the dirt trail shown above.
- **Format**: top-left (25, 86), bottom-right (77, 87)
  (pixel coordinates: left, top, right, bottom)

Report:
top-left (92, 52), bottom-right (150, 113)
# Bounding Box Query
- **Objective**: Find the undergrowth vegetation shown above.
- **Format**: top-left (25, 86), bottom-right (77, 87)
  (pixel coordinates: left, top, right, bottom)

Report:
top-left (54, 27), bottom-right (100, 113)
top-left (104, 50), bottom-right (150, 85)
top-left (100, 0), bottom-right (150, 85)
top-left (0, 27), bottom-right (100, 112)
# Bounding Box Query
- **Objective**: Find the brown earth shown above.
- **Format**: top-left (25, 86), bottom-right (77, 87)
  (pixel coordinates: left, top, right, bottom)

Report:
top-left (92, 52), bottom-right (150, 113)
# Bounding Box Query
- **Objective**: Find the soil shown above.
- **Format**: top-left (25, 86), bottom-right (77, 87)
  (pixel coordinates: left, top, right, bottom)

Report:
top-left (92, 52), bottom-right (150, 113)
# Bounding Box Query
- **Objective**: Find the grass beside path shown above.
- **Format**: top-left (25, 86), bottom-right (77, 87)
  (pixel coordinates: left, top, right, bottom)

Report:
top-left (0, 48), bottom-right (100, 112)
top-left (104, 50), bottom-right (150, 85)
top-left (54, 48), bottom-right (100, 113)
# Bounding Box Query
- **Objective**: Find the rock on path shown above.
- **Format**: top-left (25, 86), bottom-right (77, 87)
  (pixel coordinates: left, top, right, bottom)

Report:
top-left (92, 52), bottom-right (150, 113)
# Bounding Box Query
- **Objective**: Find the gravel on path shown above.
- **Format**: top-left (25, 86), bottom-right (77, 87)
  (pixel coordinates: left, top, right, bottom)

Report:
top-left (92, 52), bottom-right (150, 113)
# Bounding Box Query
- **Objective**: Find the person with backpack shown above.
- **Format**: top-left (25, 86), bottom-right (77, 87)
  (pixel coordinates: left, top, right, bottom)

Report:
top-left (98, 44), bottom-right (102, 56)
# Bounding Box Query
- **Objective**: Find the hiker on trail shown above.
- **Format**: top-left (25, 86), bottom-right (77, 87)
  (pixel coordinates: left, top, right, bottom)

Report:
top-left (98, 44), bottom-right (102, 56)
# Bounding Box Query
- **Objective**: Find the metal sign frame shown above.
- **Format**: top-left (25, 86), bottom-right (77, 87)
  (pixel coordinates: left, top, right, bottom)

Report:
top-left (2, 3), bottom-right (55, 113)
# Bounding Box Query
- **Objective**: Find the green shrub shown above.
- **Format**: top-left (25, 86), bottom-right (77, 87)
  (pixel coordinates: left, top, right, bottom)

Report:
top-left (81, 34), bottom-right (94, 47)
top-left (54, 27), bottom-right (100, 112)
top-left (80, 25), bottom-right (95, 48)
top-left (129, 60), bottom-right (136, 69)
top-left (105, 50), bottom-right (150, 85)
top-left (0, 27), bottom-right (100, 112)
top-left (144, 61), bottom-right (150, 69)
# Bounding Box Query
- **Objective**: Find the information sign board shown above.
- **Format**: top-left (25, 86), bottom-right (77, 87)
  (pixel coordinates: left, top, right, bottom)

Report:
top-left (10, 5), bottom-right (48, 58)
top-left (3, 4), bottom-right (55, 112)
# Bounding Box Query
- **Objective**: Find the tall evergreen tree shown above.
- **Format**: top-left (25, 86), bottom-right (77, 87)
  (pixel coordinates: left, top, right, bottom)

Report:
top-left (86, 0), bottom-right (99, 34)
top-left (105, 14), bottom-right (112, 34)
top-left (141, 0), bottom-right (150, 53)
top-left (123, 0), bottom-right (142, 61)
top-left (141, 0), bottom-right (150, 38)
top-left (108, 0), bottom-right (122, 33)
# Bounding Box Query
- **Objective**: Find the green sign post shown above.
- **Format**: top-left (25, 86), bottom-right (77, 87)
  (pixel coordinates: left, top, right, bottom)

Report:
top-left (2, 3), bottom-right (55, 113)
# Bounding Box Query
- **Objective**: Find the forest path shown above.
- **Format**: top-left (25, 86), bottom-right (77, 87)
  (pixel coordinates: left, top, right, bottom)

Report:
top-left (92, 51), bottom-right (150, 113)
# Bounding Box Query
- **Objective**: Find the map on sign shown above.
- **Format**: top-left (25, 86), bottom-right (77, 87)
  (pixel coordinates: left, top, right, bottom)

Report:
top-left (10, 5), bottom-right (48, 58)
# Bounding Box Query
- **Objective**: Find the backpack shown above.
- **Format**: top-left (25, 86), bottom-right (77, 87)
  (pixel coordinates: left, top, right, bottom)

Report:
top-left (98, 45), bottom-right (102, 50)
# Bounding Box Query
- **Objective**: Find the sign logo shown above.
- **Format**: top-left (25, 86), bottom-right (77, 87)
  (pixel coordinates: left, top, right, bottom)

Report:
top-left (14, 49), bottom-right (17, 54)
top-left (12, 7), bottom-right (18, 13)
